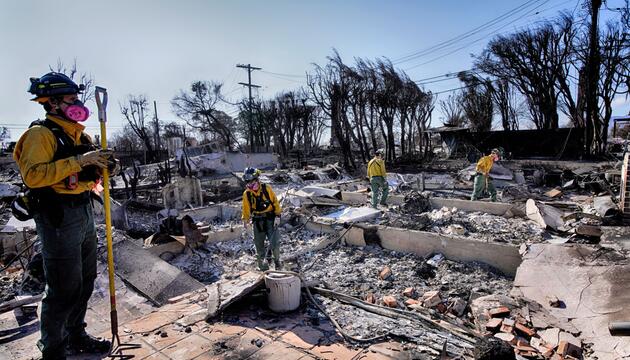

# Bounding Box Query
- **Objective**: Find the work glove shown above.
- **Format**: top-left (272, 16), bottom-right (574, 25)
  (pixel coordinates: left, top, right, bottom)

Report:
top-left (274, 216), bottom-right (281, 228)
top-left (76, 150), bottom-right (113, 169)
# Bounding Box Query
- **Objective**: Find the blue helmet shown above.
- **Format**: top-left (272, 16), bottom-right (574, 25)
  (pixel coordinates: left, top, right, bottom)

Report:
top-left (242, 167), bottom-right (260, 182)
top-left (28, 72), bottom-right (85, 101)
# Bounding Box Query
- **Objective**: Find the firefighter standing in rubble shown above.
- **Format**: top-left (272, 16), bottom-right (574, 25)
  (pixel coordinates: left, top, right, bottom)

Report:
top-left (470, 148), bottom-right (504, 202)
top-left (241, 167), bottom-right (282, 271)
top-left (367, 149), bottom-right (389, 208)
top-left (13, 72), bottom-right (115, 359)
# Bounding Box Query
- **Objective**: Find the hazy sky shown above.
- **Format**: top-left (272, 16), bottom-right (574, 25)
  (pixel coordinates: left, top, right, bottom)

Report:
top-left (1, 0), bottom-right (628, 141)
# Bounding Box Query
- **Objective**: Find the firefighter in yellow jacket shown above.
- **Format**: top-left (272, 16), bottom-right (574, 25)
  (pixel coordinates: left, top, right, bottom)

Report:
top-left (14, 72), bottom-right (114, 360)
top-left (241, 167), bottom-right (282, 270)
top-left (471, 148), bottom-right (503, 202)
top-left (367, 149), bottom-right (388, 208)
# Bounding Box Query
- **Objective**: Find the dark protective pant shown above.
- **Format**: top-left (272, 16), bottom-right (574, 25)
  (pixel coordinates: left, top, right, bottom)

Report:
top-left (252, 218), bottom-right (279, 270)
top-left (34, 201), bottom-right (98, 359)
top-left (471, 173), bottom-right (497, 202)
top-left (370, 176), bottom-right (389, 208)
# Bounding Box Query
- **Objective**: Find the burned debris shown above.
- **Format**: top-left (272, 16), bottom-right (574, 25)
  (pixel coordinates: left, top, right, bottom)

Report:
top-left (2, 146), bottom-right (630, 359)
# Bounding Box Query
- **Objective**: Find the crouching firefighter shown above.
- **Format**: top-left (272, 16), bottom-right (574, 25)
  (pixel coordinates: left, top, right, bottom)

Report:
top-left (13, 72), bottom-right (117, 360)
top-left (241, 167), bottom-right (282, 271)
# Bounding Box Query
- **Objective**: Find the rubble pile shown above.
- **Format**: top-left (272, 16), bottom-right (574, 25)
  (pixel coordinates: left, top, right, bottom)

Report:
top-left (427, 207), bottom-right (546, 244)
top-left (299, 242), bottom-right (512, 352)
top-left (384, 203), bottom-right (546, 244)
top-left (302, 244), bottom-right (512, 304)
top-left (472, 295), bottom-right (587, 359)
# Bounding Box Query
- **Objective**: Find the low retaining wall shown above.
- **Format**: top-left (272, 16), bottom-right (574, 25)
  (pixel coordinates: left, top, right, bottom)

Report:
top-left (342, 224), bottom-right (521, 277)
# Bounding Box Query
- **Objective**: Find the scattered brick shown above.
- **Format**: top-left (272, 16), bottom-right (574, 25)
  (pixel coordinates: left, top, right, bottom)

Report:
top-left (558, 340), bottom-right (582, 358)
top-left (404, 298), bottom-right (419, 306)
top-left (502, 318), bottom-right (515, 327)
top-left (422, 290), bottom-right (441, 308)
top-left (365, 293), bottom-right (376, 304)
top-left (402, 287), bottom-right (415, 298)
top-left (515, 323), bottom-right (536, 337)
top-left (516, 337), bottom-right (530, 347)
top-left (488, 306), bottom-right (510, 318)
top-left (485, 318), bottom-right (503, 332)
top-left (379, 266), bottom-right (392, 280)
top-left (382, 296), bottom-right (397, 308)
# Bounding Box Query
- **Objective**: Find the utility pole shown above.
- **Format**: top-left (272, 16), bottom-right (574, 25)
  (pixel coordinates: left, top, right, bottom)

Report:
top-left (585, 0), bottom-right (602, 153)
top-left (153, 100), bottom-right (161, 158)
top-left (236, 64), bottom-right (261, 152)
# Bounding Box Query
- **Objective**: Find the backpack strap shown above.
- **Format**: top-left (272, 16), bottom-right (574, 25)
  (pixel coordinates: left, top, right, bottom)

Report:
top-left (261, 184), bottom-right (275, 215)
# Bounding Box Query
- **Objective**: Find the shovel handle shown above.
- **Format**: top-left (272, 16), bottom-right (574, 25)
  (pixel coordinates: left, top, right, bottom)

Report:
top-left (95, 86), bottom-right (108, 123)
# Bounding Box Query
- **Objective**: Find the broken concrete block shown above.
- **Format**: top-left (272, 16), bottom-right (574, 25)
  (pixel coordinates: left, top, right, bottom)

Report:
top-left (488, 306), bottom-right (511, 318)
top-left (514, 323), bottom-right (536, 337)
top-left (494, 332), bottom-right (516, 344)
top-left (538, 328), bottom-right (561, 348)
top-left (379, 266), bottom-right (392, 280)
top-left (526, 199), bottom-right (565, 231)
top-left (558, 340), bottom-right (582, 358)
top-left (365, 292), bottom-right (376, 304)
top-left (502, 318), bottom-right (515, 327)
top-left (404, 299), bottom-right (419, 307)
top-left (485, 318), bottom-right (503, 332)
top-left (575, 224), bottom-right (602, 238)
top-left (421, 290), bottom-right (441, 308)
top-left (530, 337), bottom-right (554, 357)
top-left (449, 298), bottom-right (467, 317)
top-left (402, 287), bottom-right (415, 298)
top-left (382, 296), bottom-right (397, 308)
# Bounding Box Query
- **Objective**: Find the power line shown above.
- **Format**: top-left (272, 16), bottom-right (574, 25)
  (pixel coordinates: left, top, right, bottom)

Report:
top-left (405, 0), bottom-right (555, 71)
top-left (393, 0), bottom-right (547, 64)
top-left (260, 70), bottom-right (306, 78)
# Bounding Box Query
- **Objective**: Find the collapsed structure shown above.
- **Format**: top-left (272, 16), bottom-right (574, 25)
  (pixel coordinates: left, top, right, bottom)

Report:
top-left (1, 145), bottom-right (630, 360)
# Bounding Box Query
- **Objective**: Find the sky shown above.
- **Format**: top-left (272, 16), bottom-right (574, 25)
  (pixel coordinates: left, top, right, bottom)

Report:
top-left (0, 0), bottom-right (628, 141)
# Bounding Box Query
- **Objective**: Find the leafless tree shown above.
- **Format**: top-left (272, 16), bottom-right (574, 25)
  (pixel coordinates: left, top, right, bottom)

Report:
top-left (475, 16), bottom-right (576, 130)
top-left (171, 81), bottom-right (238, 151)
top-left (487, 79), bottom-right (524, 130)
top-left (307, 49), bottom-right (356, 169)
top-left (119, 95), bottom-right (154, 155)
top-left (458, 72), bottom-right (493, 132)
top-left (110, 124), bottom-right (145, 152)
top-left (439, 94), bottom-right (466, 127)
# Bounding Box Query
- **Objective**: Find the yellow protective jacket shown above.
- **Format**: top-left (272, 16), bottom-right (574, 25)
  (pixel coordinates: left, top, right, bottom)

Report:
top-left (241, 183), bottom-right (281, 220)
top-left (13, 114), bottom-right (95, 194)
top-left (367, 158), bottom-right (386, 178)
top-left (475, 155), bottom-right (495, 176)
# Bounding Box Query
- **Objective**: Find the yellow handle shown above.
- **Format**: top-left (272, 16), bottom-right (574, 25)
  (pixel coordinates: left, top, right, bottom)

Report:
top-left (95, 87), bottom-right (117, 312)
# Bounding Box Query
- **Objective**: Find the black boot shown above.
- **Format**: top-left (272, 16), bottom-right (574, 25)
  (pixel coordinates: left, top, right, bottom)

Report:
top-left (67, 331), bottom-right (111, 355)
